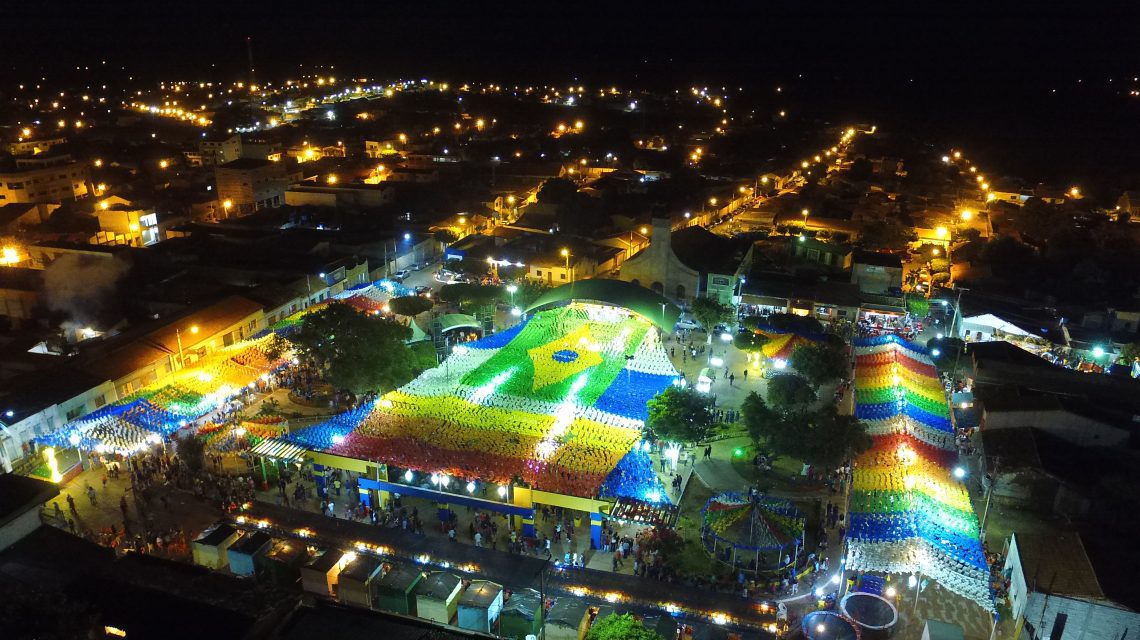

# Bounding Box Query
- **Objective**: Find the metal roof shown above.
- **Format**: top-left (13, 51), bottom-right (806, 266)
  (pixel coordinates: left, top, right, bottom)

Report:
top-left (524, 279), bottom-right (681, 333)
top-left (250, 438), bottom-right (308, 462)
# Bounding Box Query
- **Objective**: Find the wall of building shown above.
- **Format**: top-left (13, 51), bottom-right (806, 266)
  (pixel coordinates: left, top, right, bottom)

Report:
top-left (1020, 593), bottom-right (1139, 640)
top-left (0, 380), bottom-right (117, 472)
top-left (982, 408), bottom-right (1128, 447)
top-left (0, 162), bottom-right (89, 204)
top-left (620, 218), bottom-right (700, 302)
top-left (0, 509), bottom-right (43, 552)
top-left (852, 263), bottom-right (902, 294)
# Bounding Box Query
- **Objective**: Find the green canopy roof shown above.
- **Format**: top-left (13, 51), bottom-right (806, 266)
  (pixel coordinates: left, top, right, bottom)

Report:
top-left (436, 313), bottom-right (481, 332)
top-left (525, 279), bottom-right (682, 332)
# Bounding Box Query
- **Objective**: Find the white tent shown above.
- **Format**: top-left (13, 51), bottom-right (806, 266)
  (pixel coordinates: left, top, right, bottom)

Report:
top-left (959, 313), bottom-right (1031, 339)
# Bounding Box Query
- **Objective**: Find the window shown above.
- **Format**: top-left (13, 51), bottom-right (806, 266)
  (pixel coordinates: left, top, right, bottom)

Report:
top-left (65, 406), bottom-right (84, 421)
top-left (561, 273), bottom-right (567, 280)
top-left (94, 394), bottom-right (106, 408)
top-left (535, 270), bottom-right (543, 277)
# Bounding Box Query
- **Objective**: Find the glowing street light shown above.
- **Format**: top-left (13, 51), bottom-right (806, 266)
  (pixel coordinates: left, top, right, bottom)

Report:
top-left (953, 467), bottom-right (966, 479)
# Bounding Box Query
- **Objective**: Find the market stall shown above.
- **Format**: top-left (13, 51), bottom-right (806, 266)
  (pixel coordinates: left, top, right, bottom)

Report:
top-left (457, 579), bottom-right (504, 634)
top-left (191, 523), bottom-right (241, 570)
top-left (498, 588), bottom-right (544, 640)
top-left (370, 563), bottom-right (423, 616)
top-left (544, 598), bottom-right (591, 640)
top-left (414, 571), bottom-right (463, 625)
top-left (300, 549), bottom-right (348, 598)
top-left (262, 538), bottom-right (309, 588)
top-left (226, 530), bottom-right (271, 577)
top-left (338, 555), bottom-right (383, 609)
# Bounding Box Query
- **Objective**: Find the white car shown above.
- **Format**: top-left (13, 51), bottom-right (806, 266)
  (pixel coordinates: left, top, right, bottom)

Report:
top-left (393, 269), bottom-right (411, 281)
top-left (674, 316), bottom-right (699, 330)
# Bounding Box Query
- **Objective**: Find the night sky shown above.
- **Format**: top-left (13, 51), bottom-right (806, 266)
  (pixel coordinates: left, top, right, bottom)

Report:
top-left (4, 2), bottom-right (1139, 183)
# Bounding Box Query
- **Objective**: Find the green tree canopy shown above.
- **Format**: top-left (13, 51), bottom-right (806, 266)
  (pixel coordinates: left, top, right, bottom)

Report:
top-left (437, 283), bottom-right (505, 307)
top-left (291, 304), bottom-right (417, 394)
top-left (789, 341), bottom-right (848, 388)
top-left (388, 295), bottom-right (433, 317)
top-left (536, 177), bottom-right (578, 204)
top-left (741, 391), bottom-right (795, 453)
top-left (1122, 342), bottom-right (1140, 363)
top-left (860, 219), bottom-right (915, 251)
top-left (646, 386), bottom-right (715, 444)
top-left (690, 296), bottom-right (733, 336)
top-left (765, 313), bottom-right (824, 334)
top-left (767, 374), bottom-right (817, 410)
top-left (800, 406), bottom-right (871, 468)
top-left (734, 331), bottom-right (769, 353)
top-left (585, 614), bottom-right (664, 640)
top-left (263, 333), bottom-right (292, 362)
top-left (434, 229), bottom-right (459, 245)
top-left (741, 315), bottom-right (766, 332)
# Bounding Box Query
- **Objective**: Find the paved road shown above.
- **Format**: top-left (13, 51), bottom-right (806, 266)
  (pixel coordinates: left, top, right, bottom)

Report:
top-left (231, 501), bottom-right (781, 636)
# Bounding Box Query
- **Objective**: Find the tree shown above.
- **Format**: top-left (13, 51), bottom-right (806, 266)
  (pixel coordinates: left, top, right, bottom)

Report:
top-left (646, 386), bottom-right (715, 443)
top-left (801, 406), bottom-right (871, 468)
top-left (536, 177), bottom-right (578, 204)
top-left (767, 374), bottom-right (817, 410)
top-left (741, 315), bottom-right (766, 332)
top-left (741, 392), bottom-right (793, 452)
top-left (789, 342), bottom-right (848, 388)
top-left (434, 229), bottom-right (459, 245)
top-left (848, 157), bottom-right (873, 182)
top-left (176, 434), bottom-right (206, 473)
top-left (291, 304), bottom-right (417, 394)
top-left (733, 331), bottom-right (769, 354)
top-left (1122, 342), bottom-right (1140, 363)
top-left (263, 333), bottom-right (291, 362)
top-left (765, 313), bottom-right (824, 334)
top-left (585, 614), bottom-right (664, 640)
top-left (437, 283), bottom-right (505, 307)
top-left (860, 220), bottom-right (914, 251)
top-left (388, 295), bottom-right (433, 317)
top-left (690, 296), bottom-right (733, 337)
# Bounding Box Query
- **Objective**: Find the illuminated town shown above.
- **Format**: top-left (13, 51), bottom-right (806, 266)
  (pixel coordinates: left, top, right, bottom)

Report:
top-left (0, 6), bottom-right (1139, 640)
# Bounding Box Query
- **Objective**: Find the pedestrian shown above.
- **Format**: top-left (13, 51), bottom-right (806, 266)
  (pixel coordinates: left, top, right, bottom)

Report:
top-left (448, 527), bottom-right (457, 542)
top-left (333, 478), bottom-right (342, 496)
top-left (743, 368), bottom-right (748, 380)
top-left (474, 531), bottom-right (483, 547)
top-left (544, 535), bottom-right (552, 558)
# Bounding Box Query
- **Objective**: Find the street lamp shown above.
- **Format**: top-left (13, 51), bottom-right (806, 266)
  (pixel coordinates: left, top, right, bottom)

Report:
top-left (68, 432), bottom-right (85, 469)
top-left (560, 248), bottom-right (571, 282)
top-left (175, 325), bottom-right (200, 369)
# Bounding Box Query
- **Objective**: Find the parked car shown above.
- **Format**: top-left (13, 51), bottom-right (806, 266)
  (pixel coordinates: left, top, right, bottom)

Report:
top-left (415, 285), bottom-right (433, 297)
top-left (393, 269), bottom-right (411, 281)
top-left (674, 316), bottom-right (699, 330)
top-left (409, 262), bottom-right (424, 271)
top-left (434, 269), bottom-right (456, 282)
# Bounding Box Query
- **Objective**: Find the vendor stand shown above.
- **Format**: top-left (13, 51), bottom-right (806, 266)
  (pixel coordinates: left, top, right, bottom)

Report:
top-left (414, 571), bottom-right (463, 625)
top-left (498, 588), bottom-right (544, 640)
top-left (457, 579), bottom-right (504, 634)
top-left (300, 548), bottom-right (347, 598)
top-left (226, 530), bottom-right (271, 577)
top-left (262, 538), bottom-right (309, 588)
top-left (191, 523), bottom-right (241, 570)
top-left (338, 555), bottom-right (383, 609)
top-left (370, 563), bottom-right (424, 616)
